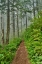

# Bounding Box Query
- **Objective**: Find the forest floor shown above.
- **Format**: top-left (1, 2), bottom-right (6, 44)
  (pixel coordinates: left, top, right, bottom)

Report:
top-left (11, 41), bottom-right (30, 64)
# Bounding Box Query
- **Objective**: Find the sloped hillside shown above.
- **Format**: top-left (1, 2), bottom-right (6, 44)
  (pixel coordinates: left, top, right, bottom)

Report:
top-left (22, 16), bottom-right (42, 64)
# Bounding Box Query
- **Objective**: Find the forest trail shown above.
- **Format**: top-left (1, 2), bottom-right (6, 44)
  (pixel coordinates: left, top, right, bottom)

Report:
top-left (11, 41), bottom-right (30, 64)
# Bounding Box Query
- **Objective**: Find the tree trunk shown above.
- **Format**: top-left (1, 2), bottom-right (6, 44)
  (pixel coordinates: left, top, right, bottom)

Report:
top-left (33, 0), bottom-right (35, 17)
top-left (21, 17), bottom-right (22, 33)
top-left (26, 12), bottom-right (27, 30)
top-left (17, 10), bottom-right (19, 37)
top-left (12, 11), bottom-right (15, 37)
top-left (1, 12), bottom-right (4, 44)
top-left (12, 0), bottom-right (15, 37)
top-left (6, 0), bottom-right (10, 44)
top-left (36, 0), bottom-right (39, 18)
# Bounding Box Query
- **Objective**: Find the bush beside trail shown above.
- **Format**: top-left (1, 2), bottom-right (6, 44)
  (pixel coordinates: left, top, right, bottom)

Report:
top-left (22, 16), bottom-right (42, 64)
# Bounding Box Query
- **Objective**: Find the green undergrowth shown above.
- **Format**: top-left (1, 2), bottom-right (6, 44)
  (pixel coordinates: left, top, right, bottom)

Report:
top-left (22, 16), bottom-right (42, 64)
top-left (0, 38), bottom-right (21, 64)
top-left (0, 14), bottom-right (42, 64)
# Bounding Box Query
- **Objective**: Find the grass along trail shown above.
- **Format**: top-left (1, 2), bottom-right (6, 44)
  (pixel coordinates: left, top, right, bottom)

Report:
top-left (11, 40), bottom-right (30, 64)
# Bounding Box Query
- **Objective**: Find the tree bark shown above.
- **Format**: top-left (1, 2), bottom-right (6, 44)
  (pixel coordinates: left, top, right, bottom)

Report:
top-left (12, 11), bottom-right (15, 37)
top-left (36, 0), bottom-right (39, 18)
top-left (1, 12), bottom-right (4, 44)
top-left (6, 0), bottom-right (10, 44)
top-left (33, 0), bottom-right (35, 17)
top-left (12, 0), bottom-right (15, 37)
top-left (26, 12), bottom-right (27, 30)
top-left (17, 10), bottom-right (19, 37)
top-left (21, 17), bottom-right (22, 33)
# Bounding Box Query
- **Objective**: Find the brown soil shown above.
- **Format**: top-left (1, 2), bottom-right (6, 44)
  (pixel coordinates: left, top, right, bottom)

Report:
top-left (11, 41), bottom-right (30, 64)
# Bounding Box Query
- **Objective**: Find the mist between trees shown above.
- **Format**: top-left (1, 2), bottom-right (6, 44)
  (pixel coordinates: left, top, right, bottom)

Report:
top-left (0, 0), bottom-right (42, 44)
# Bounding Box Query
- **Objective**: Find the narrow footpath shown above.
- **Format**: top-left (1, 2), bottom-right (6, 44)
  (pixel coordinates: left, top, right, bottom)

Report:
top-left (11, 41), bottom-right (30, 64)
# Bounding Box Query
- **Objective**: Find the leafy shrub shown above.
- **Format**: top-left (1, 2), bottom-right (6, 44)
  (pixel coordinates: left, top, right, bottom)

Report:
top-left (0, 38), bottom-right (21, 64)
top-left (22, 15), bottom-right (42, 64)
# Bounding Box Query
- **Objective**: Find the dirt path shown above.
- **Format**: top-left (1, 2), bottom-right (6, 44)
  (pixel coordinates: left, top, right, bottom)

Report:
top-left (11, 41), bottom-right (30, 64)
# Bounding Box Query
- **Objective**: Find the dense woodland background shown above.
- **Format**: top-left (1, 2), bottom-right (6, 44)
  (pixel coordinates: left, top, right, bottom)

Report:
top-left (0, 0), bottom-right (42, 44)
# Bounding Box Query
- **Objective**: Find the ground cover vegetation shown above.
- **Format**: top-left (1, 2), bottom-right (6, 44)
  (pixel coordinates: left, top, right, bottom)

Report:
top-left (22, 14), bottom-right (42, 64)
top-left (0, 38), bottom-right (21, 64)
